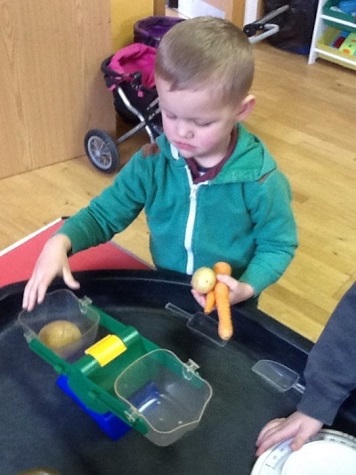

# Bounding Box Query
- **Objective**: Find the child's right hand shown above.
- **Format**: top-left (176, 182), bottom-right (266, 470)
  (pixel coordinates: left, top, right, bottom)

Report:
top-left (22, 234), bottom-right (80, 311)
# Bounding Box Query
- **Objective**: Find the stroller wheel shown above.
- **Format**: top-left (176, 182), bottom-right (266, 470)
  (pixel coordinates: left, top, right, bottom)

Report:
top-left (84, 129), bottom-right (119, 173)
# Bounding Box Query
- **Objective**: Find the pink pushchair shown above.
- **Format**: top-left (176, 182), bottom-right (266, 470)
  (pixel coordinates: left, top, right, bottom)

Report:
top-left (84, 43), bottom-right (161, 173)
top-left (84, 16), bottom-right (183, 173)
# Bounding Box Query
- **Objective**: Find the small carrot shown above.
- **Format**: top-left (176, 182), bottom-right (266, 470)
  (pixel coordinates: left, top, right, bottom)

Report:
top-left (213, 262), bottom-right (233, 340)
top-left (204, 289), bottom-right (215, 314)
top-left (214, 281), bottom-right (233, 340)
top-left (213, 261), bottom-right (232, 276)
top-left (192, 261), bottom-right (233, 340)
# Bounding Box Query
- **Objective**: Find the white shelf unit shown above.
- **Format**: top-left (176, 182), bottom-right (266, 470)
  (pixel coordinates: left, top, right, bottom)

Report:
top-left (308, 0), bottom-right (356, 70)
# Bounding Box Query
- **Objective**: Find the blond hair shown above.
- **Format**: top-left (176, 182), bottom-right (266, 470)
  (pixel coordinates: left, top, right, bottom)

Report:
top-left (155, 16), bottom-right (254, 104)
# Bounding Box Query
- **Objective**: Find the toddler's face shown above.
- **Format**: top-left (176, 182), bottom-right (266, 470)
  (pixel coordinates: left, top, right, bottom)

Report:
top-left (156, 77), bottom-right (240, 167)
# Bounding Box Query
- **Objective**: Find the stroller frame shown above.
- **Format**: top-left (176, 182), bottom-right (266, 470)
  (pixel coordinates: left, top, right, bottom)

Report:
top-left (84, 7), bottom-right (289, 173)
top-left (114, 89), bottom-right (160, 145)
top-left (84, 48), bottom-right (161, 173)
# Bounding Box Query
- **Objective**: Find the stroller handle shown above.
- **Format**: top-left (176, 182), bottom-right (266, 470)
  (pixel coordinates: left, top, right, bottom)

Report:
top-left (101, 56), bottom-right (145, 92)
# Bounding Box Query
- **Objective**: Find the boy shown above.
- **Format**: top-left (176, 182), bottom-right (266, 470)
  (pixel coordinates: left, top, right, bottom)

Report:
top-left (256, 283), bottom-right (356, 455)
top-left (23, 17), bottom-right (297, 311)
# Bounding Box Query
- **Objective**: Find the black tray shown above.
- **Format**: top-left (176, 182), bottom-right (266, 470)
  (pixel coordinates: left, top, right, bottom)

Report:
top-left (1, 270), bottom-right (355, 475)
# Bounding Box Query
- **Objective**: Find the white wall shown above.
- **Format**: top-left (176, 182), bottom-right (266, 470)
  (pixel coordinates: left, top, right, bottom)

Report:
top-left (244, 0), bottom-right (260, 24)
top-left (177, 0), bottom-right (260, 23)
top-left (178, 0), bottom-right (225, 18)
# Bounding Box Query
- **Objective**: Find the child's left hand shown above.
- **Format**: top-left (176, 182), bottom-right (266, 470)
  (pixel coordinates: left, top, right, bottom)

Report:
top-left (216, 274), bottom-right (254, 305)
top-left (255, 411), bottom-right (323, 456)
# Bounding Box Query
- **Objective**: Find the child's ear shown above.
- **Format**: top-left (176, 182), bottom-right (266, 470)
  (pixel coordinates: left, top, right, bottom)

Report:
top-left (235, 94), bottom-right (255, 121)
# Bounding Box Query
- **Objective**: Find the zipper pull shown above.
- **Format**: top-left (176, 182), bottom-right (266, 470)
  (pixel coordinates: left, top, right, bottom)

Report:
top-left (190, 184), bottom-right (198, 200)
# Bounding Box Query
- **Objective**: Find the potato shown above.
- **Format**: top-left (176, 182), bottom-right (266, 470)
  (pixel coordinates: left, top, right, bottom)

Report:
top-left (15, 469), bottom-right (60, 475)
top-left (191, 267), bottom-right (216, 294)
top-left (38, 320), bottom-right (81, 350)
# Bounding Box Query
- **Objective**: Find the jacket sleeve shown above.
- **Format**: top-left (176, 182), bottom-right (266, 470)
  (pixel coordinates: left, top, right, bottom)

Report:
top-left (239, 169), bottom-right (298, 294)
top-left (57, 151), bottom-right (149, 253)
top-left (297, 283), bottom-right (356, 425)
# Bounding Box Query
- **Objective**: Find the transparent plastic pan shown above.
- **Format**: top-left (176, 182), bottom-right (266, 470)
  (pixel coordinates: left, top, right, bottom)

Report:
top-left (165, 302), bottom-right (227, 347)
top-left (114, 349), bottom-right (213, 446)
top-left (252, 359), bottom-right (305, 393)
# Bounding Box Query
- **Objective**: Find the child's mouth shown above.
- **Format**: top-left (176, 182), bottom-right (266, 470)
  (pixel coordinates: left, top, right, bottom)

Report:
top-left (174, 141), bottom-right (194, 152)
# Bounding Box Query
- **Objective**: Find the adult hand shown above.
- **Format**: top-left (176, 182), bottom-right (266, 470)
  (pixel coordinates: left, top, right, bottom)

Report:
top-left (255, 411), bottom-right (323, 456)
top-left (22, 234), bottom-right (80, 311)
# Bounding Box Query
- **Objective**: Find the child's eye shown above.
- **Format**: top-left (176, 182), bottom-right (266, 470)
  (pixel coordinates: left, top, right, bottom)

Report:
top-left (194, 121), bottom-right (212, 127)
top-left (163, 111), bottom-right (176, 120)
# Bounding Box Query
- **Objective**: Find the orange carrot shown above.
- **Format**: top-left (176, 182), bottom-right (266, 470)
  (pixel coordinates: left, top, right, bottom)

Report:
top-left (213, 262), bottom-right (233, 340)
top-left (214, 281), bottom-right (233, 340)
top-left (213, 261), bottom-right (232, 276)
top-left (204, 289), bottom-right (215, 314)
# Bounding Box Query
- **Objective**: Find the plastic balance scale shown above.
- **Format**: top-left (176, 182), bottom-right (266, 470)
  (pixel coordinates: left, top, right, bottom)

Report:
top-left (18, 290), bottom-right (213, 446)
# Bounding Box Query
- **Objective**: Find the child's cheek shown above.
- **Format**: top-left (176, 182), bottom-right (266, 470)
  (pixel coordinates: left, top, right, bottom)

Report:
top-left (199, 131), bottom-right (217, 148)
top-left (162, 118), bottom-right (173, 139)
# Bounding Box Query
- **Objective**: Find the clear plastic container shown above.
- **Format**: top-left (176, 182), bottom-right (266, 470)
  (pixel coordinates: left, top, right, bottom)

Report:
top-left (18, 289), bottom-right (99, 360)
top-left (114, 349), bottom-right (213, 446)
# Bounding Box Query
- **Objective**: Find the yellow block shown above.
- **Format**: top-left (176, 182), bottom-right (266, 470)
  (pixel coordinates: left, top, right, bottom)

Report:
top-left (85, 334), bottom-right (127, 366)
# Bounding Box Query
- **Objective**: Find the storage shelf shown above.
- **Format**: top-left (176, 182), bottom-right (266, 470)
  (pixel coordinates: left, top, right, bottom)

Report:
top-left (309, 0), bottom-right (356, 70)
top-left (321, 13), bottom-right (356, 29)
top-left (315, 26), bottom-right (356, 69)
top-left (314, 47), bottom-right (356, 68)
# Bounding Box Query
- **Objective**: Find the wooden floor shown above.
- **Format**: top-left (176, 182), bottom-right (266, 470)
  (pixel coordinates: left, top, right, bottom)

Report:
top-left (1, 41), bottom-right (355, 343)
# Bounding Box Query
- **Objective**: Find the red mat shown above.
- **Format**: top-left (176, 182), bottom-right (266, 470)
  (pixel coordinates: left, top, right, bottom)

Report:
top-left (0, 218), bottom-right (151, 287)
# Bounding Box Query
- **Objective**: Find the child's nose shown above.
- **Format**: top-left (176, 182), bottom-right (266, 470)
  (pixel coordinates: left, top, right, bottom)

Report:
top-left (177, 121), bottom-right (193, 139)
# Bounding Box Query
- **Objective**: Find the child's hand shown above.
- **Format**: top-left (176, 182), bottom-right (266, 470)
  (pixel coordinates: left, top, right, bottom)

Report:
top-left (191, 288), bottom-right (208, 308)
top-left (255, 411), bottom-right (323, 456)
top-left (22, 234), bottom-right (80, 311)
top-left (215, 274), bottom-right (254, 305)
top-left (191, 275), bottom-right (254, 307)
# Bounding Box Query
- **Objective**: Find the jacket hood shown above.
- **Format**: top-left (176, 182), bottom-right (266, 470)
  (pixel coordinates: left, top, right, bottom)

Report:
top-left (156, 123), bottom-right (277, 184)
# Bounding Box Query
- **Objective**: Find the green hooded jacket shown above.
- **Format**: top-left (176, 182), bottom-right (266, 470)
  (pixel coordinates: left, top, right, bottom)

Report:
top-left (59, 123), bottom-right (298, 295)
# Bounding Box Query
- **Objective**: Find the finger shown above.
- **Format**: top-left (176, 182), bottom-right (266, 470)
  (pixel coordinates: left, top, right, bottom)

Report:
top-left (290, 434), bottom-right (309, 452)
top-left (22, 290), bottom-right (33, 312)
top-left (35, 275), bottom-right (55, 306)
top-left (191, 289), bottom-right (205, 307)
top-left (22, 282), bottom-right (31, 309)
top-left (36, 285), bottom-right (48, 306)
top-left (63, 267), bottom-right (80, 290)
top-left (256, 420), bottom-right (291, 456)
top-left (256, 419), bottom-right (285, 443)
top-left (216, 273), bottom-right (236, 287)
top-left (22, 276), bottom-right (40, 311)
top-left (256, 422), bottom-right (302, 456)
top-left (256, 430), bottom-right (289, 456)
top-left (289, 423), bottom-right (322, 451)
